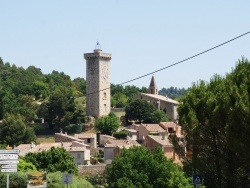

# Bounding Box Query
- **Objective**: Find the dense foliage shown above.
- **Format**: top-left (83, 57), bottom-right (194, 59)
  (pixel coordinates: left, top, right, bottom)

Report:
top-left (18, 158), bottom-right (37, 172)
top-left (0, 58), bottom-right (87, 128)
top-left (106, 146), bottom-right (192, 188)
top-left (95, 112), bottom-right (120, 135)
top-left (174, 58), bottom-right (250, 187)
top-left (0, 172), bottom-right (27, 188)
top-left (159, 87), bottom-right (188, 99)
top-left (125, 99), bottom-right (154, 123)
top-left (22, 147), bottom-right (78, 174)
top-left (111, 84), bottom-right (148, 107)
top-left (0, 113), bottom-right (36, 147)
top-left (125, 99), bottom-right (169, 123)
top-left (47, 171), bottom-right (93, 188)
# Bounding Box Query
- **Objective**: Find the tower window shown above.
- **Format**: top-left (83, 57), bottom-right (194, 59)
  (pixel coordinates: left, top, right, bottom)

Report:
top-left (104, 104), bottom-right (106, 112)
top-left (104, 92), bottom-right (106, 100)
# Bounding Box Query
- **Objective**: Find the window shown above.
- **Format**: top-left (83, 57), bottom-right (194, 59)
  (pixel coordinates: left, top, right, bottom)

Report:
top-left (104, 104), bottom-right (106, 112)
top-left (87, 138), bottom-right (91, 143)
top-left (104, 92), bottom-right (106, 100)
top-left (77, 153), bottom-right (81, 159)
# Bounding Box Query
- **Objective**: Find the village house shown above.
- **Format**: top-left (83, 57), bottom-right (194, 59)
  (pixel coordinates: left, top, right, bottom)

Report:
top-left (16, 141), bottom-right (91, 165)
top-left (159, 121), bottom-right (183, 137)
top-left (138, 123), bottom-right (166, 141)
top-left (104, 139), bottom-right (140, 164)
top-left (74, 133), bottom-right (97, 148)
top-left (144, 135), bottom-right (182, 164)
top-left (125, 128), bottom-right (137, 140)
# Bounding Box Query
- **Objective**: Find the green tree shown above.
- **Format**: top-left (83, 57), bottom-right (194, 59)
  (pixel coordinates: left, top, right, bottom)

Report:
top-left (146, 109), bottom-right (169, 123)
top-left (111, 92), bottom-right (128, 108)
top-left (46, 87), bottom-right (76, 128)
top-left (31, 81), bottom-right (50, 99)
top-left (125, 99), bottom-right (154, 123)
top-left (18, 158), bottom-right (37, 172)
top-left (23, 147), bottom-right (77, 174)
top-left (73, 77), bottom-right (86, 95)
top-left (0, 113), bottom-right (36, 147)
top-left (95, 112), bottom-right (120, 135)
top-left (175, 58), bottom-right (250, 188)
top-left (106, 146), bottom-right (192, 188)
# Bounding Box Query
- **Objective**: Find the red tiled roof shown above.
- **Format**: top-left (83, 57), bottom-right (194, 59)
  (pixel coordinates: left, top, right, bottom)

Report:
top-left (141, 124), bottom-right (165, 133)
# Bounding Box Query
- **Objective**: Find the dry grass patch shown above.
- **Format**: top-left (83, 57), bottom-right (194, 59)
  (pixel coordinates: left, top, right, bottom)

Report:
top-left (36, 136), bottom-right (55, 143)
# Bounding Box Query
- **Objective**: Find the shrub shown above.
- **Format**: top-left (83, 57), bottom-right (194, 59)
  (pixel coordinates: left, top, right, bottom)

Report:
top-left (113, 130), bottom-right (128, 139)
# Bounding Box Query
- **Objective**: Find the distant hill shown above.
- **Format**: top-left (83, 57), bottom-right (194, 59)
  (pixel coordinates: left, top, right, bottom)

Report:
top-left (159, 86), bottom-right (189, 99)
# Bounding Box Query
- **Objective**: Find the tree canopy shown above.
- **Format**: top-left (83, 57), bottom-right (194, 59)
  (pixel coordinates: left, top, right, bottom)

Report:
top-left (125, 99), bottom-right (154, 123)
top-left (105, 146), bottom-right (192, 188)
top-left (125, 99), bottom-right (169, 124)
top-left (22, 147), bottom-right (77, 174)
top-left (174, 58), bottom-right (250, 187)
top-left (95, 112), bottom-right (120, 135)
top-left (0, 113), bottom-right (36, 147)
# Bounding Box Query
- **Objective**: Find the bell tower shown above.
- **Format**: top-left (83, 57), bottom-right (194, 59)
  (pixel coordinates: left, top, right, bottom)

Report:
top-left (148, 75), bottom-right (158, 95)
top-left (84, 42), bottom-right (112, 118)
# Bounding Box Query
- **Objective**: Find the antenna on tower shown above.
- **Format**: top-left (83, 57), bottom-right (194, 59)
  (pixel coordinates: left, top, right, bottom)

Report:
top-left (95, 41), bottom-right (101, 50)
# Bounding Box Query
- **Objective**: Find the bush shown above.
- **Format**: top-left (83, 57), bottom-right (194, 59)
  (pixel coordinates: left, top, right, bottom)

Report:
top-left (113, 131), bottom-right (128, 139)
top-left (47, 172), bottom-right (94, 188)
top-left (64, 124), bottom-right (83, 134)
top-left (0, 172), bottom-right (27, 188)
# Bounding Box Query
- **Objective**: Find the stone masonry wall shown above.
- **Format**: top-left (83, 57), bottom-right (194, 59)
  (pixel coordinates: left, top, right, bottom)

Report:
top-left (54, 133), bottom-right (83, 143)
top-left (78, 164), bottom-right (106, 176)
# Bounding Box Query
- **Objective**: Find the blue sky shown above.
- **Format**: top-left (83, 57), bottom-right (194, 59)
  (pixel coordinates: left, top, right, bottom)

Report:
top-left (1, 1), bottom-right (249, 89)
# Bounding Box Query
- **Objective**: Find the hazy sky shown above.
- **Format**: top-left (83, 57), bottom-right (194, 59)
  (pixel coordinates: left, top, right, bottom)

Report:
top-left (1, 1), bottom-right (249, 89)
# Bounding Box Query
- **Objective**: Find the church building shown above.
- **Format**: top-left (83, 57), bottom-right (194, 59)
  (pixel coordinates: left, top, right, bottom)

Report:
top-left (135, 75), bottom-right (179, 121)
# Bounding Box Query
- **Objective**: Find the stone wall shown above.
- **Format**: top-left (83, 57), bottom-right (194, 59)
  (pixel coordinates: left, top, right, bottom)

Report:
top-left (78, 164), bottom-right (106, 176)
top-left (84, 50), bottom-right (112, 118)
top-left (54, 133), bottom-right (83, 143)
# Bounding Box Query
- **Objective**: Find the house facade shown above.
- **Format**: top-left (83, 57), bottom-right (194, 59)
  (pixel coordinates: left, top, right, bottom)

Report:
top-left (16, 141), bottom-right (90, 165)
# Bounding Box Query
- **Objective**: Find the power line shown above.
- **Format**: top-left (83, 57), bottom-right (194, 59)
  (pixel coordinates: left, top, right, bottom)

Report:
top-left (86, 30), bottom-right (250, 96)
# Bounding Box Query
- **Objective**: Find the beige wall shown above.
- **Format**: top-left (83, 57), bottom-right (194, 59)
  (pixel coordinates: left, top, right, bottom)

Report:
top-left (104, 147), bottom-right (115, 164)
top-left (138, 125), bottom-right (149, 141)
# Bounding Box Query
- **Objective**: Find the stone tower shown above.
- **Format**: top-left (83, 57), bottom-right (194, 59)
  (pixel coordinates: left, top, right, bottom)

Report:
top-left (84, 44), bottom-right (112, 118)
top-left (148, 75), bottom-right (158, 95)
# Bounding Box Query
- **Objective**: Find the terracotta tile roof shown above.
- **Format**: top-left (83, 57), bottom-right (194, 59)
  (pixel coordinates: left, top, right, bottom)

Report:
top-left (141, 124), bottom-right (165, 133)
top-left (159, 122), bottom-right (178, 129)
top-left (16, 142), bottom-right (87, 156)
top-left (147, 135), bottom-right (172, 146)
top-left (74, 133), bottom-right (96, 139)
top-left (140, 93), bottom-right (179, 104)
